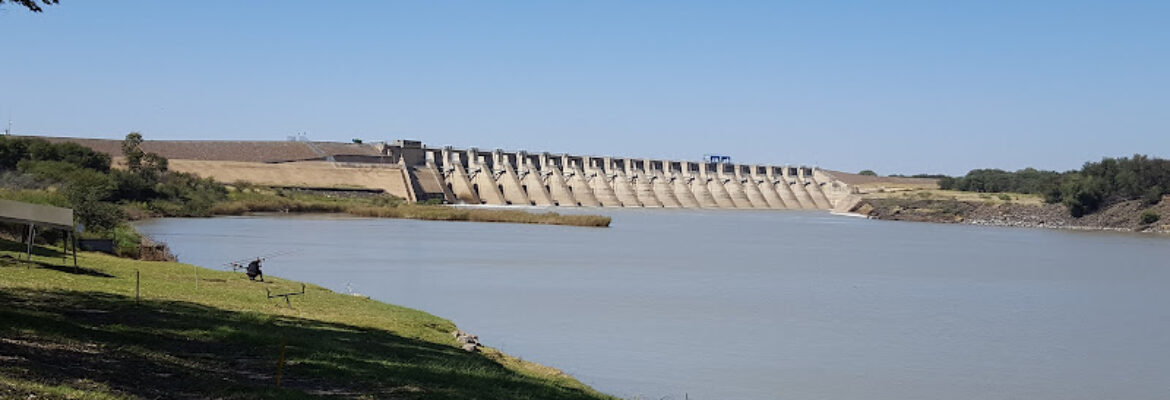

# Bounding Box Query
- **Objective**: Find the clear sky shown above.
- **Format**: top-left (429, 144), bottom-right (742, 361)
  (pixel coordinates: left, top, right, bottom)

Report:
top-left (1, 1), bottom-right (1166, 175)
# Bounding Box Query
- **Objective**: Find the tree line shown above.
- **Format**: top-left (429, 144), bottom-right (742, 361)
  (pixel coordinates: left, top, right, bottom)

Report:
top-left (0, 134), bottom-right (227, 232)
top-left (936, 154), bottom-right (1170, 217)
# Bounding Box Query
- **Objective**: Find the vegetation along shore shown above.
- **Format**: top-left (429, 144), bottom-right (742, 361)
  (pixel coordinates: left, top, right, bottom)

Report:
top-left (841, 155), bottom-right (1170, 234)
top-left (0, 239), bottom-right (615, 399)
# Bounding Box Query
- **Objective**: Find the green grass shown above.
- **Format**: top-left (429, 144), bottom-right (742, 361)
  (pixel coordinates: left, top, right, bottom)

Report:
top-left (0, 240), bottom-right (615, 400)
top-left (0, 188), bottom-right (69, 207)
top-left (212, 187), bottom-right (612, 228)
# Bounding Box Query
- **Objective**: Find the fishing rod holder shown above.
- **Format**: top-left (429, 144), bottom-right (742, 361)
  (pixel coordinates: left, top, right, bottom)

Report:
top-left (267, 284), bottom-right (306, 307)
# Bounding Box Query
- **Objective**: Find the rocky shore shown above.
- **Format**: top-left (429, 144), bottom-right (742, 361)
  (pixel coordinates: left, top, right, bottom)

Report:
top-left (853, 196), bottom-right (1170, 234)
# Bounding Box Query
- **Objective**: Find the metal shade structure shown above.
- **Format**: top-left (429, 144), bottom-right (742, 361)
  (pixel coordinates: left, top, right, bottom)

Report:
top-left (0, 199), bottom-right (78, 266)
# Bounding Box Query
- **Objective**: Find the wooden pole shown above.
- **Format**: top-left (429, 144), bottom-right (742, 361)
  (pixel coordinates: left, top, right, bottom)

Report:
top-left (25, 223), bottom-right (34, 267)
top-left (275, 336), bottom-right (288, 387)
top-left (194, 265), bottom-right (199, 290)
top-left (71, 231), bottom-right (78, 269)
top-left (135, 270), bottom-right (140, 304)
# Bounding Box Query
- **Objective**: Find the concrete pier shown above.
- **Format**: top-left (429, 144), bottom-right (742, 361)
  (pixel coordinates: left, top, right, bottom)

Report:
top-left (738, 165), bottom-right (770, 209)
top-left (784, 166), bottom-right (817, 209)
top-left (586, 158), bottom-right (622, 207)
top-left (493, 150), bottom-right (532, 206)
top-left (518, 152), bottom-right (555, 206)
top-left (669, 162), bottom-right (701, 208)
top-left (608, 158), bottom-right (642, 207)
top-left (541, 154), bottom-right (578, 206)
top-left (467, 149), bottom-right (508, 205)
top-left (648, 160), bottom-right (682, 208)
top-left (752, 166), bottom-right (787, 209)
top-left (564, 156), bottom-right (601, 207)
top-left (702, 164), bottom-right (736, 208)
top-left (687, 162), bottom-right (719, 208)
top-left (718, 164), bottom-right (753, 209)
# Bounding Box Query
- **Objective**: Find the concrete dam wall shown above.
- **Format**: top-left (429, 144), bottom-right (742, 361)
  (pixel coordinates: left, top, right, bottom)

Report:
top-left (34, 135), bottom-right (851, 210)
top-left (390, 141), bottom-right (850, 210)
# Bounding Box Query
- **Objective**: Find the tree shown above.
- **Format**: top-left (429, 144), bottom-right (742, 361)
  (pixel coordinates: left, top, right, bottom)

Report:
top-left (0, 0), bottom-right (58, 12)
top-left (62, 169), bottom-right (122, 231)
top-left (858, 170), bottom-right (877, 176)
top-left (122, 132), bottom-right (145, 171)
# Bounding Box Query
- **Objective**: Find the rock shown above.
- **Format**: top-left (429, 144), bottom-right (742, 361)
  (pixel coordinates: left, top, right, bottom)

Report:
top-left (453, 330), bottom-right (481, 348)
top-left (461, 343), bottom-right (478, 352)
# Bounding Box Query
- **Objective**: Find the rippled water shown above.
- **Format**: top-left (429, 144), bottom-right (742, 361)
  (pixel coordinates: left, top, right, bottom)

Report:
top-left (136, 210), bottom-right (1170, 399)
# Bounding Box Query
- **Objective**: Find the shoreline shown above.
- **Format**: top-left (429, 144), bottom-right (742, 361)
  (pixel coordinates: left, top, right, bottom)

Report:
top-left (0, 237), bottom-right (615, 399)
top-left (848, 195), bottom-right (1170, 235)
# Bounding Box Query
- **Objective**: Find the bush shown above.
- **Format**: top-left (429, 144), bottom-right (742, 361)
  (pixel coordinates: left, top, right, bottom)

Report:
top-left (858, 170), bottom-right (877, 176)
top-left (0, 171), bottom-right (49, 190)
top-left (997, 193), bottom-right (1012, 201)
top-left (112, 224), bottom-right (142, 258)
top-left (1140, 210), bottom-right (1160, 225)
top-left (0, 188), bottom-right (69, 207)
top-left (1143, 186), bottom-right (1164, 205)
top-left (0, 136), bottom-right (110, 172)
top-left (62, 170), bottom-right (121, 231)
top-left (18, 160), bottom-right (83, 183)
top-left (1061, 175), bottom-right (1106, 218)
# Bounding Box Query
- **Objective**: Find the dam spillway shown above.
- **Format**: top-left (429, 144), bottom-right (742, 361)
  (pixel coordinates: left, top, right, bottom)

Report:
top-left (394, 141), bottom-right (850, 210)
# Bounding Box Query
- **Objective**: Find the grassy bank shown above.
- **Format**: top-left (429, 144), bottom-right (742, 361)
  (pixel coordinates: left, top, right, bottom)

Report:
top-left (210, 187), bottom-right (612, 228)
top-left (0, 240), bottom-right (615, 399)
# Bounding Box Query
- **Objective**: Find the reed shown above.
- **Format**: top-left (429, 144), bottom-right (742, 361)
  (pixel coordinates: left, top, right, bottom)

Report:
top-left (212, 188), bottom-right (612, 227)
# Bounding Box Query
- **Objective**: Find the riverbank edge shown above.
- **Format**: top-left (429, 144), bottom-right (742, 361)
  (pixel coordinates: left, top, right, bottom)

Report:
top-left (842, 195), bottom-right (1170, 235)
top-left (0, 240), bottom-right (616, 399)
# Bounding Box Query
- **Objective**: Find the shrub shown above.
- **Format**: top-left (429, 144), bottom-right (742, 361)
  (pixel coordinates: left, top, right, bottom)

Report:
top-left (997, 193), bottom-right (1012, 201)
top-left (18, 159), bottom-right (83, 183)
top-left (1140, 210), bottom-right (1160, 225)
top-left (0, 188), bottom-right (69, 207)
top-left (61, 170), bottom-right (122, 231)
top-left (0, 136), bottom-right (110, 172)
top-left (112, 224), bottom-right (142, 258)
top-left (1143, 186), bottom-right (1164, 205)
top-left (0, 171), bottom-right (49, 190)
top-left (858, 170), bottom-right (877, 176)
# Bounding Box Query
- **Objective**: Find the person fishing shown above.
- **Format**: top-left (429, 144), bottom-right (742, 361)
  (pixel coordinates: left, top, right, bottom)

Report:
top-left (245, 258), bottom-right (264, 282)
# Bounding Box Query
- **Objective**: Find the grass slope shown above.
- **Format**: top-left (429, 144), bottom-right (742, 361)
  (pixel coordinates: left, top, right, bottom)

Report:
top-left (0, 240), bottom-right (614, 400)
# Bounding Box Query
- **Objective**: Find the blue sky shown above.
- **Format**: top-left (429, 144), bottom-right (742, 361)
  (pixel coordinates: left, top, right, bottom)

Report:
top-left (1, 1), bottom-right (1166, 175)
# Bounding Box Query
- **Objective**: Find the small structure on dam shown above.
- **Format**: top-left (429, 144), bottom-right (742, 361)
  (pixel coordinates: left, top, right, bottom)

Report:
top-left (31, 135), bottom-right (853, 210)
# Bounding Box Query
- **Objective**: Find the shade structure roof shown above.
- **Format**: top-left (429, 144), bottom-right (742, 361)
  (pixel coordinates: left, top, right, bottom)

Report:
top-left (0, 199), bottom-right (74, 230)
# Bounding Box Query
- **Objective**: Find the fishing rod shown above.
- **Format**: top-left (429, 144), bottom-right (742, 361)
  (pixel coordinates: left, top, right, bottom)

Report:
top-left (222, 249), bottom-right (301, 270)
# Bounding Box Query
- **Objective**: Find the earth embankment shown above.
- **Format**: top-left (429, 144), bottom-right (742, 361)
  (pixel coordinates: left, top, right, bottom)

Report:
top-left (850, 191), bottom-right (1170, 234)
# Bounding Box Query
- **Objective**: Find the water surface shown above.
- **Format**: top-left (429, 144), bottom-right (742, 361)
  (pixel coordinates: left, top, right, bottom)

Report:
top-left (136, 210), bottom-right (1170, 399)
